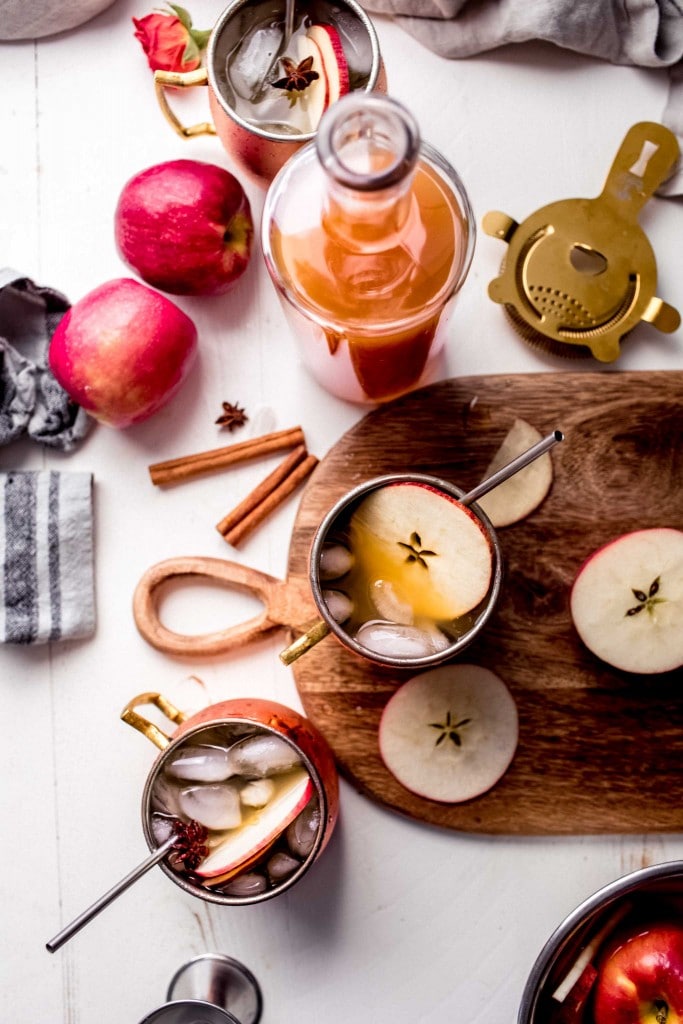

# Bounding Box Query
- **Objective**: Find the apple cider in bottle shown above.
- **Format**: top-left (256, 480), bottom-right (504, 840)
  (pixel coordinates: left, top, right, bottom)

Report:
top-left (261, 93), bottom-right (475, 402)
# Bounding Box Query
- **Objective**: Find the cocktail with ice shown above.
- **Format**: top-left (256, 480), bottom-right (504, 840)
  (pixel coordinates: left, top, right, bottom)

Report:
top-left (221, 0), bottom-right (377, 138)
top-left (153, 0), bottom-right (384, 185)
top-left (123, 694), bottom-right (339, 905)
top-left (308, 474), bottom-right (503, 668)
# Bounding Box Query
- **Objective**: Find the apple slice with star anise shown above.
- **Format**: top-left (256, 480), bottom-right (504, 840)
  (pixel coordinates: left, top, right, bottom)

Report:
top-left (570, 527), bottom-right (683, 674)
top-left (378, 664), bottom-right (519, 802)
top-left (350, 481), bottom-right (494, 622)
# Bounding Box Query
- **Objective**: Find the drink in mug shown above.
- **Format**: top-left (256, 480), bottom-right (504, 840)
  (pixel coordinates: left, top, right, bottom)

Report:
top-left (221, 0), bottom-right (377, 137)
top-left (149, 720), bottom-right (323, 900)
top-left (311, 476), bottom-right (501, 666)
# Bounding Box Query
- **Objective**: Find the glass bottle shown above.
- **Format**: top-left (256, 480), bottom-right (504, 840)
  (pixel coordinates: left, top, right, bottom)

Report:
top-left (261, 93), bottom-right (475, 403)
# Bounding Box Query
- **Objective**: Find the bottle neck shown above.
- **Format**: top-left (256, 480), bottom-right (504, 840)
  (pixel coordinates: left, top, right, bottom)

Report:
top-left (316, 94), bottom-right (421, 252)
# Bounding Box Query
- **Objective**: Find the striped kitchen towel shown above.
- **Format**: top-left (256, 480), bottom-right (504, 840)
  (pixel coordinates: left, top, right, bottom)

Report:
top-left (0, 470), bottom-right (95, 644)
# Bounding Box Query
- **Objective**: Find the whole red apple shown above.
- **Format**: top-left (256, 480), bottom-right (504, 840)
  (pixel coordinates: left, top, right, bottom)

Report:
top-left (114, 159), bottom-right (253, 296)
top-left (592, 922), bottom-right (683, 1023)
top-left (48, 278), bottom-right (198, 428)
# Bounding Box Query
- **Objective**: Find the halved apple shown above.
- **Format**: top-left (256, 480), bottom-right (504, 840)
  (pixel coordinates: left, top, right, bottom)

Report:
top-left (378, 664), bottom-right (519, 803)
top-left (570, 527), bottom-right (683, 674)
top-left (476, 418), bottom-right (554, 528)
top-left (350, 482), bottom-right (494, 621)
top-left (195, 768), bottom-right (313, 881)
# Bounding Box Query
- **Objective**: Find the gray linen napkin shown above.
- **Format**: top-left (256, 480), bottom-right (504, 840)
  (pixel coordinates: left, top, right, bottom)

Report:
top-left (365, 0), bottom-right (683, 194)
top-left (0, 268), bottom-right (92, 450)
top-left (0, 470), bottom-right (95, 644)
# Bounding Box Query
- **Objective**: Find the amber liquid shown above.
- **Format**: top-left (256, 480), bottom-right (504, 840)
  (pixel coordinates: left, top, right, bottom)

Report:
top-left (269, 160), bottom-right (468, 401)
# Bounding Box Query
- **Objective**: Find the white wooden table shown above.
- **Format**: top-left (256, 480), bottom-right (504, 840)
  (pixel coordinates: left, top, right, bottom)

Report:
top-left (1, 2), bottom-right (682, 1020)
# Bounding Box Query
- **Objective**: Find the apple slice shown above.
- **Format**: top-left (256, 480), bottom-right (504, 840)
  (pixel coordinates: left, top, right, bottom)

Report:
top-left (378, 665), bottom-right (518, 803)
top-left (196, 768), bottom-right (313, 880)
top-left (476, 418), bottom-right (554, 527)
top-left (307, 24), bottom-right (350, 107)
top-left (290, 32), bottom-right (327, 132)
top-left (550, 963), bottom-right (598, 1024)
top-left (350, 482), bottom-right (493, 621)
top-left (570, 527), bottom-right (683, 674)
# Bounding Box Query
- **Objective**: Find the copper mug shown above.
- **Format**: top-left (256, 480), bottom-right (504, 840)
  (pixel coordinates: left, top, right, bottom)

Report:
top-left (281, 473), bottom-right (504, 669)
top-left (121, 692), bottom-right (339, 905)
top-left (154, 0), bottom-right (386, 186)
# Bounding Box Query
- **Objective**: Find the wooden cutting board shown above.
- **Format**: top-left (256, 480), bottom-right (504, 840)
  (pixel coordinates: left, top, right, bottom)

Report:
top-left (287, 371), bottom-right (683, 835)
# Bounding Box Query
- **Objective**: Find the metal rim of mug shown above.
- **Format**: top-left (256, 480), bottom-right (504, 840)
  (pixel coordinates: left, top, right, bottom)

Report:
top-left (138, 1000), bottom-right (240, 1024)
top-left (516, 859), bottom-right (683, 1024)
top-left (206, 0), bottom-right (381, 143)
top-left (166, 953), bottom-right (263, 1024)
top-left (309, 472), bottom-right (504, 669)
top-left (141, 716), bottom-right (330, 906)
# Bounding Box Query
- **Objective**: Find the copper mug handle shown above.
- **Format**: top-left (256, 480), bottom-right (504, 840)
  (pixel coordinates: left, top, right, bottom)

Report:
top-left (121, 691), bottom-right (188, 751)
top-left (153, 67), bottom-right (217, 139)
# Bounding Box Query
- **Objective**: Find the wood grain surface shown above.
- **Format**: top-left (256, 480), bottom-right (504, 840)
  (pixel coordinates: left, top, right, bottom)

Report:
top-left (287, 371), bottom-right (683, 835)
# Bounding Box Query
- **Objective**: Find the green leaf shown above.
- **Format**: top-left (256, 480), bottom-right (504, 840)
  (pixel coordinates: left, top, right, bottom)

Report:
top-left (190, 27), bottom-right (211, 50)
top-left (168, 3), bottom-right (192, 30)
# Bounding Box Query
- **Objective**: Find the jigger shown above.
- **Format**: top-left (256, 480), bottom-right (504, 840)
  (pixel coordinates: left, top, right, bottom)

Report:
top-left (138, 953), bottom-right (263, 1024)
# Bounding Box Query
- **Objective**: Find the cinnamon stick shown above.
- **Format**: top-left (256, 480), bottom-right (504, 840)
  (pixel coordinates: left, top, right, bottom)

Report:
top-left (216, 445), bottom-right (308, 537)
top-left (148, 426), bottom-right (305, 486)
top-left (218, 452), bottom-right (319, 547)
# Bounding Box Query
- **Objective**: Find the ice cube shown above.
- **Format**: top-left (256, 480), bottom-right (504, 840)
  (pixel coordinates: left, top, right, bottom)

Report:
top-left (151, 773), bottom-right (182, 816)
top-left (240, 777), bottom-right (275, 808)
top-left (218, 872), bottom-right (268, 897)
top-left (165, 744), bottom-right (232, 783)
top-left (355, 620), bottom-right (449, 659)
top-left (227, 734), bottom-right (302, 778)
top-left (320, 543), bottom-right (354, 580)
top-left (267, 851), bottom-right (300, 882)
top-left (322, 589), bottom-right (353, 623)
top-left (228, 22), bottom-right (283, 100)
top-left (150, 813), bottom-right (176, 846)
top-left (286, 798), bottom-right (321, 858)
top-left (178, 782), bottom-right (242, 831)
top-left (371, 579), bottom-right (413, 624)
top-left (334, 9), bottom-right (373, 76)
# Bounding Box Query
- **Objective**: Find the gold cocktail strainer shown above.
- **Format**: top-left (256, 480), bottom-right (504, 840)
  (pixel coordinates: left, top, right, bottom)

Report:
top-left (483, 122), bottom-right (681, 361)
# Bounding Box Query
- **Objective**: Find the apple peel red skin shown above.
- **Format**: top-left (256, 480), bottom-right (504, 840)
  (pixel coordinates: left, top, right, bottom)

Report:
top-left (115, 159), bottom-right (253, 297)
top-left (592, 923), bottom-right (683, 1024)
top-left (48, 277), bottom-right (198, 428)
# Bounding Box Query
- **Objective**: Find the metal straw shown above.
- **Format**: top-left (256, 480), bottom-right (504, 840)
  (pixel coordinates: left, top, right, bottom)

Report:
top-left (284, 0), bottom-right (295, 45)
top-left (459, 429), bottom-right (564, 507)
top-left (46, 834), bottom-right (176, 954)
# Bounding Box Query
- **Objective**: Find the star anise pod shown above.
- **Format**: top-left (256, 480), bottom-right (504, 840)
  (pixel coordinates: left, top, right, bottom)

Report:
top-left (171, 817), bottom-right (209, 872)
top-left (273, 55), bottom-right (319, 94)
top-left (216, 400), bottom-right (248, 431)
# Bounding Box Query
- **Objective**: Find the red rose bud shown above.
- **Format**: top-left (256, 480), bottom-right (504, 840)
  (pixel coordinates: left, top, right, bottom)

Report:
top-left (133, 3), bottom-right (210, 74)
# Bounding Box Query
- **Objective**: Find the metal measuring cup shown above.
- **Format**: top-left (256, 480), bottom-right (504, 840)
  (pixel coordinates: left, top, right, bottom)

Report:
top-left (138, 953), bottom-right (263, 1024)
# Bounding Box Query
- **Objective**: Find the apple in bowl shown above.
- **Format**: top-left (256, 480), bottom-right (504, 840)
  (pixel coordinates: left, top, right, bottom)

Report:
top-left (593, 921), bottom-right (683, 1023)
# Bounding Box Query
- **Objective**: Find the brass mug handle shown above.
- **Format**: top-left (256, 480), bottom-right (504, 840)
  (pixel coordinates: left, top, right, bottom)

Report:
top-left (279, 618), bottom-right (330, 666)
top-left (153, 67), bottom-right (217, 139)
top-left (121, 691), bottom-right (188, 751)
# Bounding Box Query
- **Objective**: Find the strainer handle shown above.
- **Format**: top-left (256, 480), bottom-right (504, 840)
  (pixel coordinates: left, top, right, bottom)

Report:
top-left (600, 121), bottom-right (680, 217)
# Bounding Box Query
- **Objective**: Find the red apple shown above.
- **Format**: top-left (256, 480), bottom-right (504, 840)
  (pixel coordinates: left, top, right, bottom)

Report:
top-left (48, 278), bottom-right (197, 428)
top-left (592, 922), bottom-right (683, 1023)
top-left (114, 159), bottom-right (253, 296)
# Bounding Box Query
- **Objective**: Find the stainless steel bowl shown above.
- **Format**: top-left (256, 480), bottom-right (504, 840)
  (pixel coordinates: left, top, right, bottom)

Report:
top-left (518, 860), bottom-right (683, 1023)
